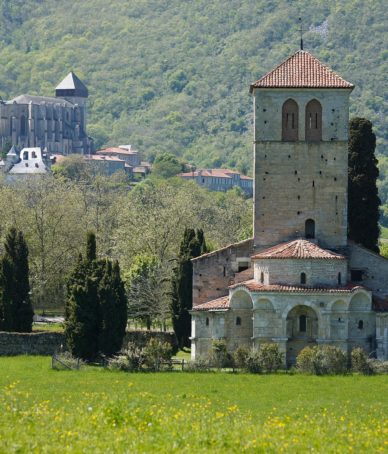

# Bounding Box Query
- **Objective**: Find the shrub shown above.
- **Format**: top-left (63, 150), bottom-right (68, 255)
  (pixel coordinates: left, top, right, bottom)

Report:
top-left (296, 346), bottom-right (316, 374)
top-left (258, 343), bottom-right (283, 373)
top-left (108, 342), bottom-right (144, 372)
top-left (210, 339), bottom-right (231, 368)
top-left (367, 359), bottom-right (388, 374)
top-left (233, 346), bottom-right (250, 369)
top-left (142, 338), bottom-right (172, 371)
top-left (107, 355), bottom-right (131, 371)
top-left (52, 352), bottom-right (84, 370)
top-left (185, 358), bottom-right (211, 372)
top-left (245, 348), bottom-right (262, 374)
top-left (351, 347), bottom-right (372, 375)
top-left (296, 345), bottom-right (347, 375)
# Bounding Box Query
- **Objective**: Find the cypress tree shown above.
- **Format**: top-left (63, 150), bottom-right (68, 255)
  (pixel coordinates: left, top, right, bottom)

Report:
top-left (86, 231), bottom-right (97, 261)
top-left (348, 118), bottom-right (380, 252)
top-left (171, 228), bottom-right (206, 348)
top-left (0, 256), bottom-right (14, 331)
top-left (65, 271), bottom-right (100, 360)
top-left (0, 228), bottom-right (33, 332)
top-left (99, 260), bottom-right (127, 356)
top-left (65, 233), bottom-right (127, 360)
top-left (65, 233), bottom-right (100, 360)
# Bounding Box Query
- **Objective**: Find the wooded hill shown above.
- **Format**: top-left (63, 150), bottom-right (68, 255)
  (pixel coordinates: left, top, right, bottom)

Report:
top-left (0, 0), bottom-right (386, 175)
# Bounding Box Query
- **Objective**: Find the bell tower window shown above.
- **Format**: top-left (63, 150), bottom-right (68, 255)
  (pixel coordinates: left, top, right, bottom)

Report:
top-left (282, 99), bottom-right (298, 141)
top-left (305, 219), bottom-right (315, 239)
top-left (305, 99), bottom-right (322, 141)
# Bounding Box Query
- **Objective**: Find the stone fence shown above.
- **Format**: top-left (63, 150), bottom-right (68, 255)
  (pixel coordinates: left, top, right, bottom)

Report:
top-left (0, 330), bottom-right (178, 356)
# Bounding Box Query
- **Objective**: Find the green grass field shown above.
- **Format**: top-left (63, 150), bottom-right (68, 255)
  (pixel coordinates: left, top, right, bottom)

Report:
top-left (0, 357), bottom-right (386, 453)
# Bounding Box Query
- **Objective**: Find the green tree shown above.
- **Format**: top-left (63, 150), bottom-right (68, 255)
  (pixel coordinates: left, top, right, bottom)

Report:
top-left (0, 228), bottom-right (33, 332)
top-left (64, 236), bottom-right (100, 360)
top-left (171, 228), bottom-right (206, 348)
top-left (99, 260), bottom-right (127, 356)
top-left (348, 118), bottom-right (380, 252)
top-left (152, 153), bottom-right (183, 178)
top-left (65, 232), bottom-right (127, 360)
top-left (126, 254), bottom-right (170, 330)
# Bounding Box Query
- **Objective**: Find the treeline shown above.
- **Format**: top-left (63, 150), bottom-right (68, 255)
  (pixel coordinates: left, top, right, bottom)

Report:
top-left (0, 0), bottom-right (386, 173)
top-left (0, 171), bottom-right (251, 315)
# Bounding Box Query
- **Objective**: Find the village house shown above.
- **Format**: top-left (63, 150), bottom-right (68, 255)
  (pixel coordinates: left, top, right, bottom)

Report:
top-left (180, 168), bottom-right (253, 196)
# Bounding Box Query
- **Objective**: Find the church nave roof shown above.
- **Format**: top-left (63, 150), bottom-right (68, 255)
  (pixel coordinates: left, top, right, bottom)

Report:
top-left (251, 239), bottom-right (345, 261)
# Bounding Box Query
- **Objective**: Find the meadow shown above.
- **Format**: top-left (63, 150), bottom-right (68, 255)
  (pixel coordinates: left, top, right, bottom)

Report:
top-left (0, 357), bottom-right (386, 453)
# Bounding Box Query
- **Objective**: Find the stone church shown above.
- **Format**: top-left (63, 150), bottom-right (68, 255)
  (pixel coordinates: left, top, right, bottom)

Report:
top-left (0, 72), bottom-right (92, 155)
top-left (190, 50), bottom-right (388, 365)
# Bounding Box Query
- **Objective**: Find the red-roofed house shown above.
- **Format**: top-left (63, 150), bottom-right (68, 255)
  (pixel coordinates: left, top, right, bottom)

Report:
top-left (190, 49), bottom-right (388, 365)
top-left (180, 168), bottom-right (253, 196)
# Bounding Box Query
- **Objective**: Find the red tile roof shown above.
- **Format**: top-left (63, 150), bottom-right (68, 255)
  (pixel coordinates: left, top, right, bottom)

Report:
top-left (250, 50), bottom-right (354, 90)
top-left (252, 239), bottom-right (345, 261)
top-left (193, 296), bottom-right (230, 311)
top-left (85, 155), bottom-right (125, 163)
top-left (180, 168), bottom-right (252, 180)
top-left (96, 147), bottom-right (138, 156)
top-left (230, 279), bottom-right (365, 294)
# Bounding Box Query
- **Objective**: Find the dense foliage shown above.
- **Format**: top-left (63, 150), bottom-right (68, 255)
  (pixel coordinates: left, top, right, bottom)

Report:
top-left (171, 228), bottom-right (207, 348)
top-left (348, 118), bottom-right (380, 252)
top-left (0, 0), bottom-right (386, 173)
top-left (65, 232), bottom-right (127, 360)
top-left (0, 172), bottom-right (251, 313)
top-left (0, 227), bottom-right (33, 332)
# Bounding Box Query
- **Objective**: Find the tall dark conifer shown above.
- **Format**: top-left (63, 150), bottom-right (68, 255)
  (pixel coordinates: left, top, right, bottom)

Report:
top-left (348, 118), bottom-right (380, 252)
top-left (0, 228), bottom-right (33, 332)
top-left (98, 260), bottom-right (127, 356)
top-left (171, 228), bottom-right (207, 348)
top-left (65, 233), bottom-right (127, 360)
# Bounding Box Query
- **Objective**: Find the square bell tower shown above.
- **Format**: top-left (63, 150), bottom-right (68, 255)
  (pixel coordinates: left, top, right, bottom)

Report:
top-left (250, 50), bottom-right (354, 250)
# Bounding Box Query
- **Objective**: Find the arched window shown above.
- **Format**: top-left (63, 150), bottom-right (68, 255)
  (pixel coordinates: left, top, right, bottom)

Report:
top-left (20, 115), bottom-right (27, 136)
top-left (338, 272), bottom-right (342, 286)
top-left (260, 272), bottom-right (264, 284)
top-left (205, 317), bottom-right (209, 327)
top-left (305, 99), bottom-right (322, 141)
top-left (358, 320), bottom-right (364, 330)
top-left (282, 99), bottom-right (298, 141)
top-left (299, 315), bottom-right (307, 332)
top-left (300, 273), bottom-right (306, 285)
top-left (305, 219), bottom-right (315, 239)
top-left (236, 316), bottom-right (242, 326)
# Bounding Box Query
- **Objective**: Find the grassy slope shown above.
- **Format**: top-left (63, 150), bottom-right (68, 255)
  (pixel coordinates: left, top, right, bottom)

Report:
top-left (0, 356), bottom-right (386, 452)
top-left (0, 0), bottom-right (386, 172)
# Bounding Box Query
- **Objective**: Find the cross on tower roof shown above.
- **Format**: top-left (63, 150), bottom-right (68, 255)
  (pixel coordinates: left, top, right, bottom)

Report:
top-left (298, 17), bottom-right (305, 50)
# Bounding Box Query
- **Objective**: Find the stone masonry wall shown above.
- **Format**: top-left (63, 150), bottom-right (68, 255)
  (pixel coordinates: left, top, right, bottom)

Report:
top-left (0, 331), bottom-right (177, 356)
top-left (0, 331), bottom-right (64, 356)
top-left (253, 87), bottom-right (351, 250)
top-left (254, 258), bottom-right (348, 287)
top-left (192, 238), bottom-right (254, 307)
top-left (348, 243), bottom-right (388, 298)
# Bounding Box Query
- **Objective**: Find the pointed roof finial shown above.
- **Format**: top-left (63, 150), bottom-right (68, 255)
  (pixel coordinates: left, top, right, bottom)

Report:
top-left (298, 17), bottom-right (304, 50)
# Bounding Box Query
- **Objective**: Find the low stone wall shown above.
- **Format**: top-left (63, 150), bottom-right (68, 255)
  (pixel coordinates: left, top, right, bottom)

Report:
top-left (0, 330), bottom-right (178, 356)
top-left (0, 331), bottom-right (64, 356)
